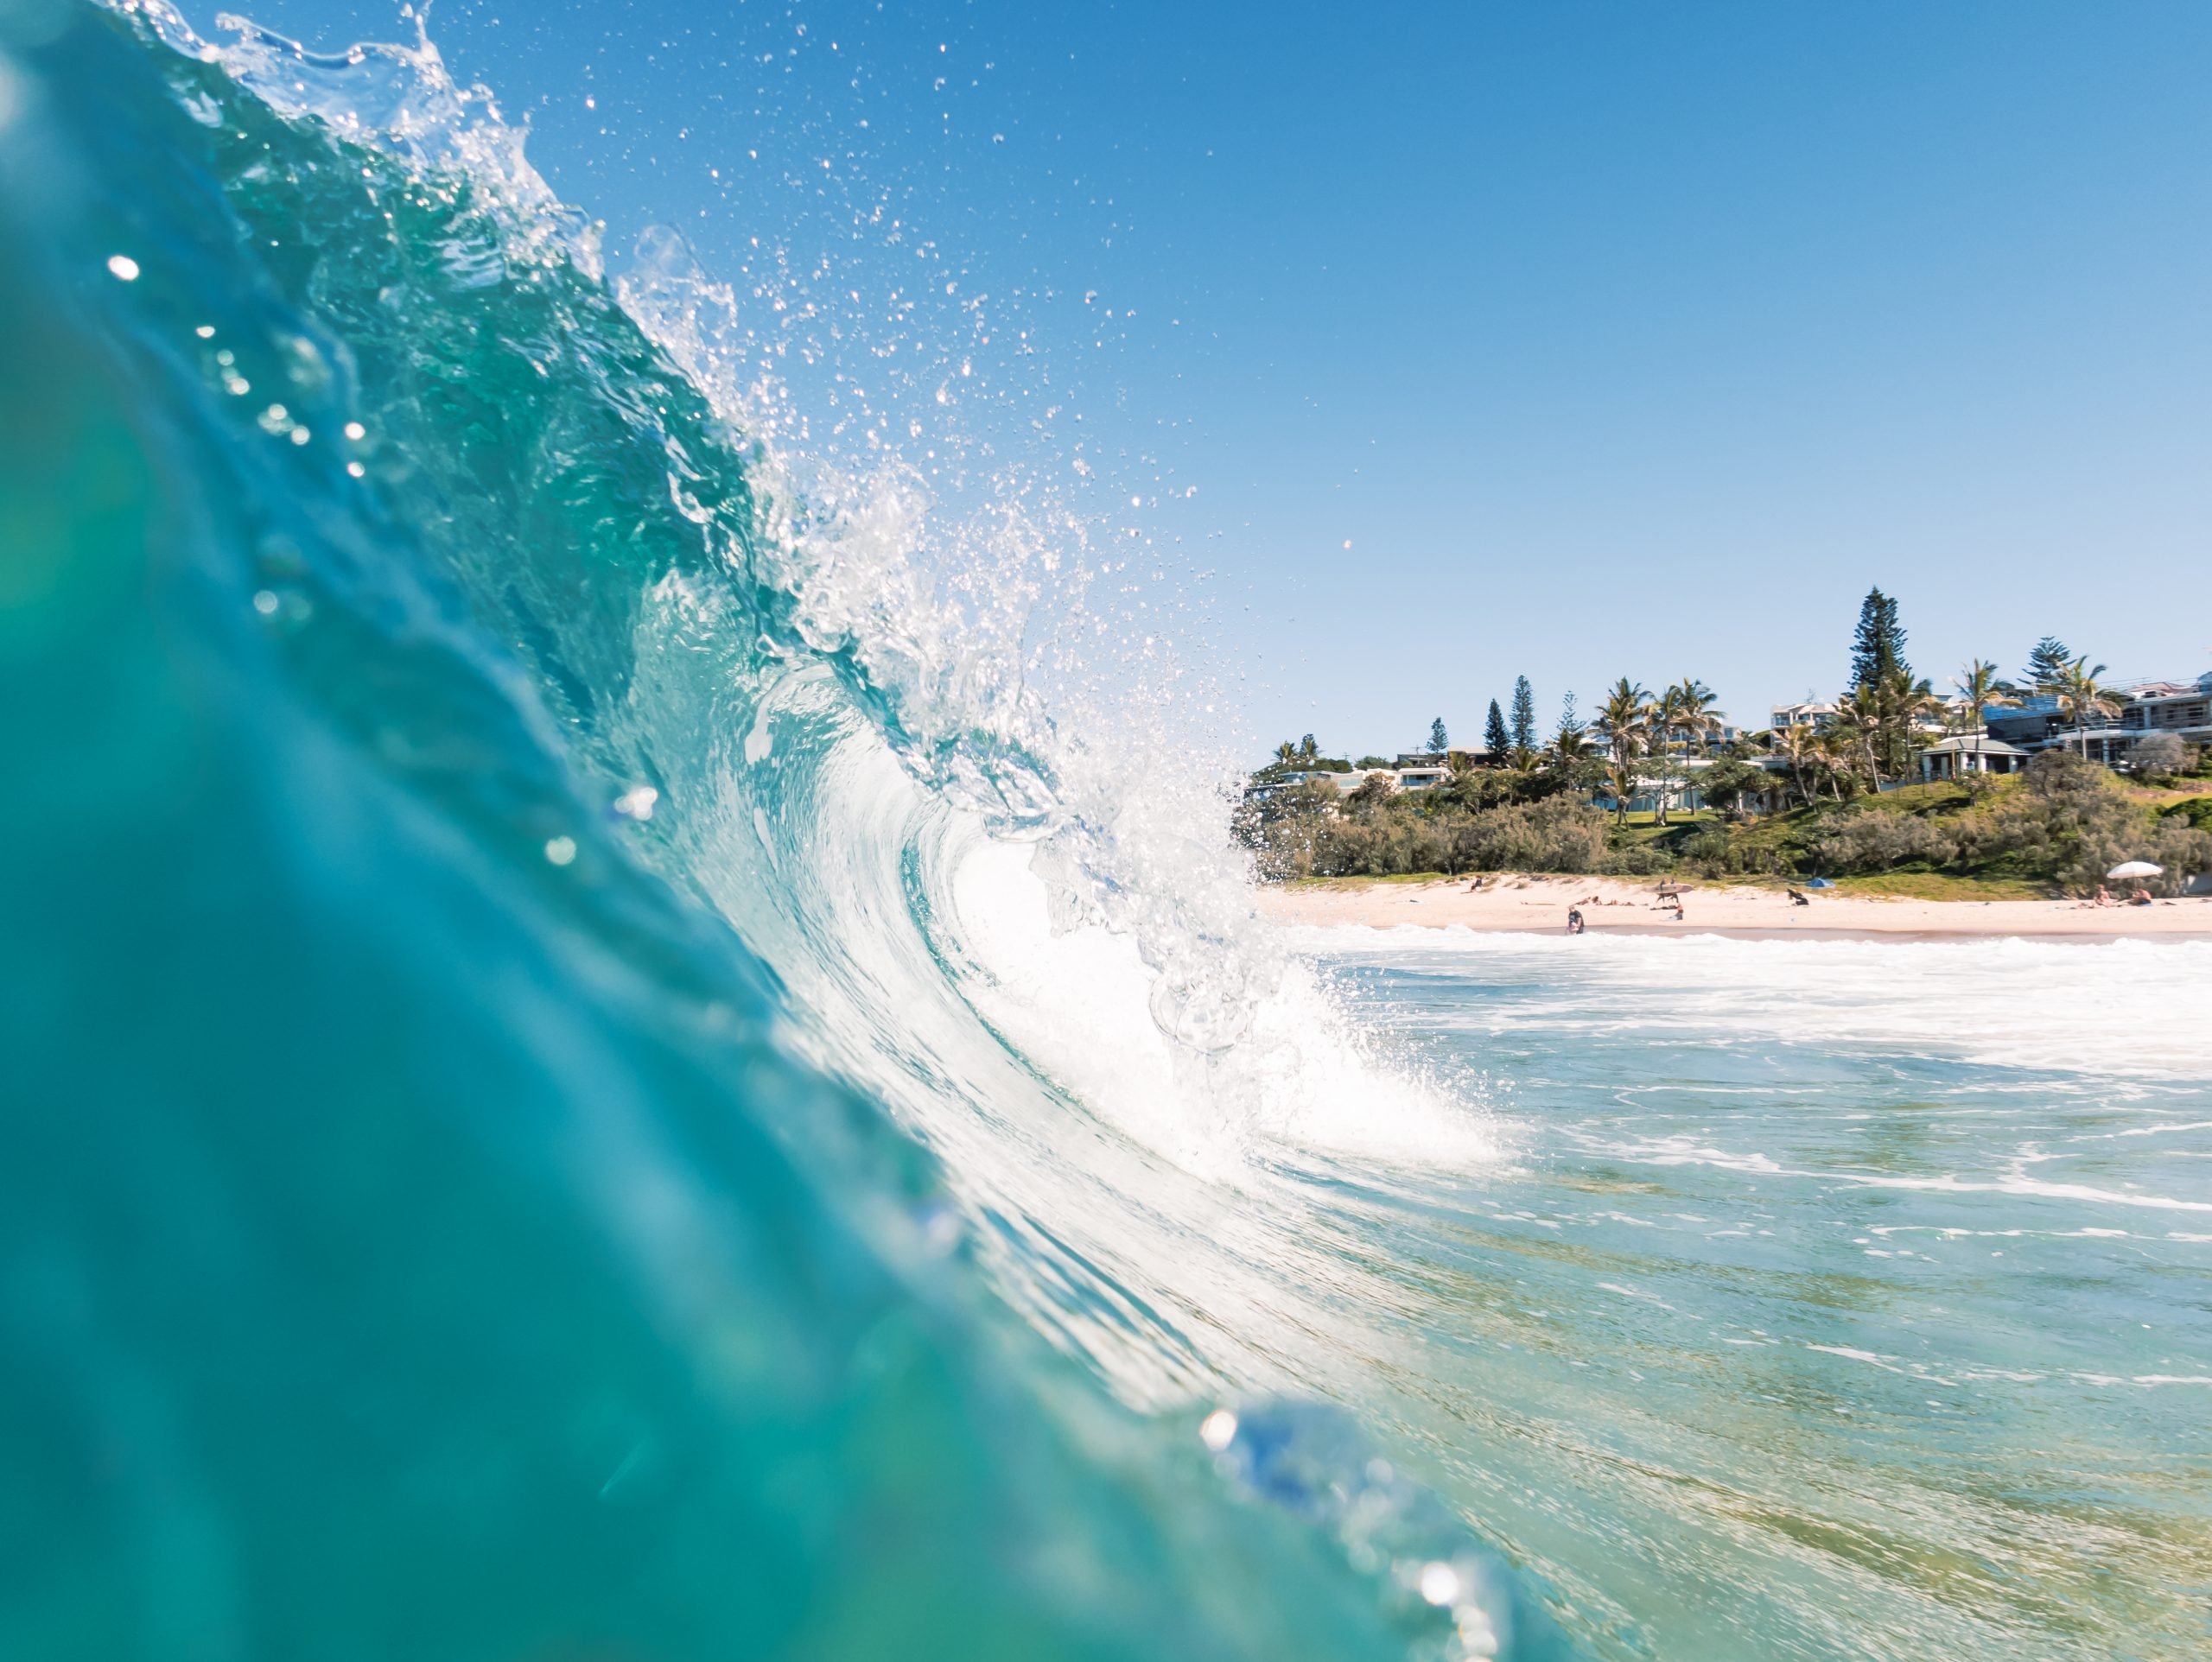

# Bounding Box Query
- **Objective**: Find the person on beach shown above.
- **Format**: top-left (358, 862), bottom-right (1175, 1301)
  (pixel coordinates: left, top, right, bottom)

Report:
top-left (1567, 907), bottom-right (1585, 936)
top-left (2093, 885), bottom-right (2115, 906)
top-left (1787, 888), bottom-right (1809, 906)
top-left (2130, 886), bottom-right (2154, 906)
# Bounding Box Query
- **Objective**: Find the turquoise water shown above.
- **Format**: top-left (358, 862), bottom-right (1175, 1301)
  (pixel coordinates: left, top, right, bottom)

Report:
top-left (3, 6), bottom-right (2209, 1659)
top-left (1300, 929), bottom-right (2212, 1659)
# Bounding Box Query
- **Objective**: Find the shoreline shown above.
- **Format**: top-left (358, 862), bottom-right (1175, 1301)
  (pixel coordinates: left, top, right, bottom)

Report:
top-left (1255, 874), bottom-right (2212, 941)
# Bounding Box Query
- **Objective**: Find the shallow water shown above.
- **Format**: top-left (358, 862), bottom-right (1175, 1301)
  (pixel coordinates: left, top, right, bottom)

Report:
top-left (1296, 929), bottom-right (2212, 1659)
top-left (4, 7), bottom-right (2209, 1660)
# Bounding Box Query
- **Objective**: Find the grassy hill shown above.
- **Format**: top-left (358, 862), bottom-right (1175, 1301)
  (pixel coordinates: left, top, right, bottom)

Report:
top-left (1243, 754), bottom-right (2212, 898)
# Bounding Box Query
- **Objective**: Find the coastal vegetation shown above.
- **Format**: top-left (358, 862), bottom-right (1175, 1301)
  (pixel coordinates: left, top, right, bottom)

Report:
top-left (1239, 591), bottom-right (2212, 896)
top-left (1240, 755), bottom-right (2212, 895)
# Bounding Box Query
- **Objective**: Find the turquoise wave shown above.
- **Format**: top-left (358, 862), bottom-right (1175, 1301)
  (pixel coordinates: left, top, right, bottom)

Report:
top-left (0, 6), bottom-right (1567, 1659)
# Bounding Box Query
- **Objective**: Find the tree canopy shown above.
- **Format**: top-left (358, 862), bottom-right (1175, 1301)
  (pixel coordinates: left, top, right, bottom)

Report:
top-left (2024, 637), bottom-right (2073, 696)
top-left (1510, 677), bottom-right (1537, 754)
top-left (1484, 700), bottom-right (1510, 758)
top-left (1850, 588), bottom-right (1910, 692)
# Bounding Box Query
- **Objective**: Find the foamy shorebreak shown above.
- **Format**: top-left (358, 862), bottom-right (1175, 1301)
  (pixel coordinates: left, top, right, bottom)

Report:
top-left (1258, 874), bottom-right (2212, 939)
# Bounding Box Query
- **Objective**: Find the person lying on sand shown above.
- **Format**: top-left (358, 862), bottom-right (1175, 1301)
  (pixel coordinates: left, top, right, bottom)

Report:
top-left (2130, 887), bottom-right (2154, 906)
top-left (1787, 889), bottom-right (1809, 906)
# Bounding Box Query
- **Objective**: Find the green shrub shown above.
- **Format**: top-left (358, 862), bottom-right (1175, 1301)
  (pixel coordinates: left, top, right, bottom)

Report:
top-left (1949, 752), bottom-right (2212, 894)
top-left (1806, 808), bottom-right (1958, 874)
top-left (2164, 796), bottom-right (2212, 833)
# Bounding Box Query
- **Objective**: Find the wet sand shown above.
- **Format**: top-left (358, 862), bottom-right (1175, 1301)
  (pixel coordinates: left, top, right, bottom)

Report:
top-left (1256, 875), bottom-right (2212, 940)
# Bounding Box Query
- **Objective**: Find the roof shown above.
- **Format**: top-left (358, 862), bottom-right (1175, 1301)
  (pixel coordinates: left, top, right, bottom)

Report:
top-left (2121, 678), bottom-right (2211, 701)
top-left (1923, 733), bottom-right (2027, 755)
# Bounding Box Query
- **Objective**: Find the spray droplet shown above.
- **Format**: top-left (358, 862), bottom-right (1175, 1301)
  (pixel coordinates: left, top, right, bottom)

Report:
top-left (543, 836), bottom-right (577, 866)
top-left (1418, 1562), bottom-right (1460, 1607)
top-left (106, 255), bottom-right (140, 282)
top-left (1198, 1409), bottom-right (1237, 1452)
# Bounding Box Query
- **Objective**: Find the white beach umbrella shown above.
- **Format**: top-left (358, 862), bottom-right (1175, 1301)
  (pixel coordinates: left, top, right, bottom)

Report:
top-left (2106, 860), bottom-right (2163, 879)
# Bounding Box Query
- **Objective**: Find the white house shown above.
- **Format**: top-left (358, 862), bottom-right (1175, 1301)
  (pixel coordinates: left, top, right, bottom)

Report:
top-left (1770, 701), bottom-right (1838, 732)
top-left (1916, 733), bottom-right (2029, 781)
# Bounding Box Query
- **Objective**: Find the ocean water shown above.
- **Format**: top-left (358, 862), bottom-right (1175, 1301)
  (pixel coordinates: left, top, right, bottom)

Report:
top-left (3, 6), bottom-right (2208, 1660)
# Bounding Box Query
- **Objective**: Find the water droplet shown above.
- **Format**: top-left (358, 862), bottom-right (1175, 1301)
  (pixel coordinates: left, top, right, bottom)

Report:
top-left (251, 590), bottom-right (279, 616)
top-left (543, 836), bottom-right (577, 866)
top-left (1417, 1562), bottom-right (1460, 1607)
top-left (1198, 1409), bottom-right (1237, 1452)
top-left (106, 255), bottom-right (140, 282)
top-left (344, 421), bottom-right (366, 441)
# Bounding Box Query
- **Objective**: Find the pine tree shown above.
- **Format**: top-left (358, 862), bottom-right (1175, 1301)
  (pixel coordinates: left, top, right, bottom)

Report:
top-left (2024, 637), bottom-right (2073, 697)
top-left (1555, 690), bottom-right (1581, 744)
top-left (1510, 676), bottom-right (1537, 754)
top-left (1427, 716), bottom-right (1449, 754)
top-left (1483, 700), bottom-right (1510, 758)
top-left (1849, 588), bottom-right (1910, 692)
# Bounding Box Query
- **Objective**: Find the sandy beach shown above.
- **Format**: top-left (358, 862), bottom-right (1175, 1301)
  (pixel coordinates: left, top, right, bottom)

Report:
top-left (1257, 875), bottom-right (2212, 940)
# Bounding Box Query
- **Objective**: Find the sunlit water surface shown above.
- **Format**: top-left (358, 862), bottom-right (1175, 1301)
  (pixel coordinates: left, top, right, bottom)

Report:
top-left (1287, 928), bottom-right (2212, 1661)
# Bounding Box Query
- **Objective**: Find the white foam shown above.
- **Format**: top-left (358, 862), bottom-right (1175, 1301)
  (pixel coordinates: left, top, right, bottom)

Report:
top-left (1289, 926), bottom-right (2212, 1082)
top-left (950, 839), bottom-right (1497, 1175)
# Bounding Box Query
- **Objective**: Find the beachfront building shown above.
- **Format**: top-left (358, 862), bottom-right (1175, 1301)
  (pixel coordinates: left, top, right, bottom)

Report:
top-left (1592, 755), bottom-right (1724, 818)
top-left (1243, 758), bottom-right (1473, 807)
top-left (1770, 700), bottom-right (1838, 732)
top-left (1241, 768), bottom-right (1352, 804)
top-left (2112, 676), bottom-right (2212, 764)
top-left (1981, 673), bottom-right (2212, 771)
top-left (1917, 733), bottom-right (2029, 781)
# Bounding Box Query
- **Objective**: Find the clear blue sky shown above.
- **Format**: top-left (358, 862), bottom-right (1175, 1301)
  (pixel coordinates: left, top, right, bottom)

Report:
top-left (188, 1), bottom-right (2212, 759)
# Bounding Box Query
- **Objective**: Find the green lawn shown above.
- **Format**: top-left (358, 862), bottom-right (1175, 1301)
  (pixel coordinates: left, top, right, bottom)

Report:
top-left (1826, 871), bottom-right (2051, 902)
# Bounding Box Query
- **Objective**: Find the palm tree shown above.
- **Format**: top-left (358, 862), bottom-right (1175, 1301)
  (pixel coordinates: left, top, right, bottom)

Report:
top-left (1668, 678), bottom-right (1726, 817)
top-left (1648, 685), bottom-right (1679, 824)
top-left (1885, 669), bottom-right (1944, 779)
top-left (1604, 759), bottom-right (1641, 827)
top-left (1593, 679), bottom-right (1650, 766)
top-left (1950, 659), bottom-right (2011, 730)
top-left (1944, 658), bottom-right (2016, 783)
top-left (1769, 724), bottom-right (1815, 808)
top-left (1670, 679), bottom-right (1725, 752)
top-left (1274, 739), bottom-right (1300, 767)
top-left (1835, 688), bottom-right (1883, 790)
top-left (2055, 656), bottom-right (2118, 759)
top-left (1815, 707), bottom-right (1872, 798)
